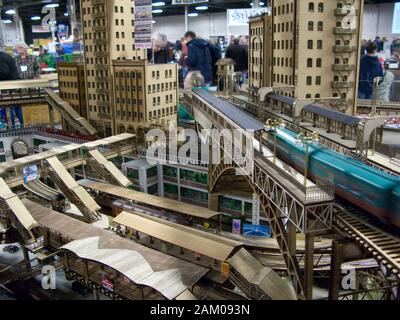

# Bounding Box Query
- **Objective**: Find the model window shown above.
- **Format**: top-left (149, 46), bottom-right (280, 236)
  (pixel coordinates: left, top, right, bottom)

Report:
top-left (308, 2), bottom-right (314, 12)
top-left (316, 58), bottom-right (322, 67)
top-left (307, 58), bottom-right (313, 67)
top-left (316, 76), bottom-right (321, 85)
top-left (317, 40), bottom-right (322, 49)
top-left (306, 77), bottom-right (312, 85)
top-left (307, 40), bottom-right (313, 49)
top-left (306, 94), bottom-right (312, 98)
top-left (317, 21), bottom-right (323, 31)
top-left (318, 3), bottom-right (324, 12)
top-left (308, 21), bottom-right (314, 31)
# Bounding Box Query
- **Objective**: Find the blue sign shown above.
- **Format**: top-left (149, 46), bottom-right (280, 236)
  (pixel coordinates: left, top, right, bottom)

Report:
top-left (23, 165), bottom-right (38, 183)
top-left (232, 219), bottom-right (241, 234)
top-left (243, 224), bottom-right (270, 238)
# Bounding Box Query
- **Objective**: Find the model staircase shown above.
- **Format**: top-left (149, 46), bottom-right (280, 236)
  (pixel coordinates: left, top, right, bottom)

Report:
top-left (87, 149), bottom-right (132, 188)
top-left (46, 157), bottom-right (101, 223)
top-left (45, 89), bottom-right (97, 136)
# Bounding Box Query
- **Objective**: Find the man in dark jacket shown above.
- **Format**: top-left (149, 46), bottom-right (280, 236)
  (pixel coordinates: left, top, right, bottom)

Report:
top-left (0, 50), bottom-right (19, 81)
top-left (225, 37), bottom-right (248, 72)
top-left (184, 31), bottom-right (213, 84)
top-left (358, 42), bottom-right (383, 100)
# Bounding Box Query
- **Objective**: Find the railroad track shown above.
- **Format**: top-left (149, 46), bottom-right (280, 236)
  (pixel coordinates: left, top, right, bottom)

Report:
top-left (333, 203), bottom-right (400, 279)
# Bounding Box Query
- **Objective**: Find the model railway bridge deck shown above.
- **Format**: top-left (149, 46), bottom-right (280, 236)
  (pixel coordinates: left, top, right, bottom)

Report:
top-left (230, 93), bottom-right (399, 176)
top-left (187, 88), bottom-right (400, 300)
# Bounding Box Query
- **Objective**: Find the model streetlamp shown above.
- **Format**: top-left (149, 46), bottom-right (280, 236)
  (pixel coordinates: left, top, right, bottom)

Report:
top-left (296, 132), bottom-right (319, 187)
top-left (264, 119), bottom-right (285, 164)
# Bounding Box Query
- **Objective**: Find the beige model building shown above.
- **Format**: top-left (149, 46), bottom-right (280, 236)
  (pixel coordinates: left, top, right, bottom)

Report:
top-left (57, 62), bottom-right (88, 131)
top-left (249, 1), bottom-right (363, 114)
top-left (112, 59), bottom-right (179, 135)
top-left (80, 0), bottom-right (146, 137)
top-left (248, 13), bottom-right (273, 100)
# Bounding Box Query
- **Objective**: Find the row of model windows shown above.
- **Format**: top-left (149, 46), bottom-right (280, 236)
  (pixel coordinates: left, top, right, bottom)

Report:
top-left (149, 107), bottom-right (176, 119)
top-left (152, 70), bottom-right (174, 78)
top-left (115, 85), bottom-right (142, 91)
top-left (273, 21), bottom-right (293, 33)
top-left (273, 73), bottom-right (293, 85)
top-left (116, 111), bottom-right (144, 119)
top-left (59, 81), bottom-right (79, 89)
top-left (273, 39), bottom-right (293, 50)
top-left (147, 82), bottom-right (177, 93)
top-left (273, 2), bottom-right (294, 16)
top-left (60, 91), bottom-right (79, 101)
top-left (152, 95), bottom-right (174, 106)
top-left (116, 71), bottom-right (142, 79)
top-left (273, 57), bottom-right (293, 68)
top-left (88, 105), bottom-right (111, 114)
top-left (86, 57), bottom-right (108, 66)
top-left (59, 69), bottom-right (82, 77)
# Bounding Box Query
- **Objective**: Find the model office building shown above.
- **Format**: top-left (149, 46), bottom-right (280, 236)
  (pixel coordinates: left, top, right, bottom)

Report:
top-left (249, 0), bottom-right (363, 114)
top-left (112, 60), bottom-right (179, 134)
top-left (80, 0), bottom-right (147, 137)
top-left (57, 62), bottom-right (88, 132)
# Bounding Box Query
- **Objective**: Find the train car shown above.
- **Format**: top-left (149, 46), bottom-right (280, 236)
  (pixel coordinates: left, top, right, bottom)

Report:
top-left (265, 127), bottom-right (400, 228)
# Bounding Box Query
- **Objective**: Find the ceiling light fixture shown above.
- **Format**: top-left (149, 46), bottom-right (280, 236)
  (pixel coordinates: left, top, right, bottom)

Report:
top-left (45, 4), bottom-right (60, 8)
top-left (31, 16), bottom-right (41, 21)
top-left (3, 20), bottom-right (12, 24)
top-left (152, 2), bottom-right (165, 6)
top-left (152, 9), bottom-right (163, 14)
top-left (64, 13), bottom-right (69, 16)
top-left (195, 6), bottom-right (208, 10)
top-left (5, 9), bottom-right (16, 15)
top-left (188, 13), bottom-right (199, 17)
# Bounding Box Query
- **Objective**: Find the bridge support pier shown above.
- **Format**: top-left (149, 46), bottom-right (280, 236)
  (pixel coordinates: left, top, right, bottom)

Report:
top-left (328, 241), bottom-right (343, 300)
top-left (48, 105), bottom-right (55, 129)
top-left (208, 194), bottom-right (219, 212)
top-left (304, 232), bottom-right (315, 300)
top-left (93, 288), bottom-right (100, 300)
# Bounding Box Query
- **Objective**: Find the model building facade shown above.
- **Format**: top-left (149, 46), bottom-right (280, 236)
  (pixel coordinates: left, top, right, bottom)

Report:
top-left (80, 0), bottom-right (146, 136)
top-left (112, 60), bottom-right (179, 134)
top-left (57, 62), bottom-right (88, 131)
top-left (249, 0), bottom-right (363, 114)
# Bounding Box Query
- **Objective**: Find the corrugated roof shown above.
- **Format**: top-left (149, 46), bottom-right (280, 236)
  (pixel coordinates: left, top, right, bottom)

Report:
top-left (78, 179), bottom-right (220, 220)
top-left (193, 88), bottom-right (265, 132)
top-left (61, 237), bottom-right (188, 300)
top-left (114, 211), bottom-right (242, 261)
top-left (304, 104), bottom-right (361, 127)
top-left (269, 94), bottom-right (295, 106)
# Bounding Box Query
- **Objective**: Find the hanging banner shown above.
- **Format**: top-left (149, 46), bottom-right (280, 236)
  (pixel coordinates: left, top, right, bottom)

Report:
top-left (134, 0), bottom-right (153, 49)
top-left (227, 8), bottom-right (269, 26)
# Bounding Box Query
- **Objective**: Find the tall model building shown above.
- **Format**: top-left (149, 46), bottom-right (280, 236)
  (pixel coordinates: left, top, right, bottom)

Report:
top-left (57, 62), bottom-right (88, 131)
top-left (249, 1), bottom-right (363, 114)
top-left (80, 0), bottom-right (146, 136)
top-left (112, 60), bottom-right (179, 135)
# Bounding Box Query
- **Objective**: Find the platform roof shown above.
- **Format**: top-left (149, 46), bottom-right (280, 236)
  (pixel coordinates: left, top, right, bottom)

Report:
top-left (24, 199), bottom-right (208, 295)
top-left (114, 211), bottom-right (242, 262)
top-left (61, 236), bottom-right (188, 300)
top-left (193, 88), bottom-right (265, 132)
top-left (78, 179), bottom-right (221, 220)
top-left (304, 104), bottom-right (361, 127)
top-left (269, 94), bottom-right (295, 106)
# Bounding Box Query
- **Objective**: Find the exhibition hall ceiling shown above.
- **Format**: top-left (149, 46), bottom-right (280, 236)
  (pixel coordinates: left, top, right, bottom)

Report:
top-left (0, 0), bottom-right (398, 22)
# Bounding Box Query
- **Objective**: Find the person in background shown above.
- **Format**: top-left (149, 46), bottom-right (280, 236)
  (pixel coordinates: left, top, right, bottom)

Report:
top-left (358, 41), bottom-right (384, 100)
top-left (184, 31), bottom-right (213, 85)
top-left (374, 36), bottom-right (383, 52)
top-left (177, 37), bottom-right (189, 88)
top-left (38, 46), bottom-right (56, 69)
top-left (149, 33), bottom-right (174, 64)
top-left (14, 42), bottom-right (40, 80)
top-left (208, 39), bottom-right (222, 85)
top-left (376, 69), bottom-right (395, 102)
top-left (55, 43), bottom-right (65, 56)
top-left (360, 39), bottom-right (367, 56)
top-left (0, 45), bottom-right (19, 81)
top-left (225, 37), bottom-right (249, 73)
